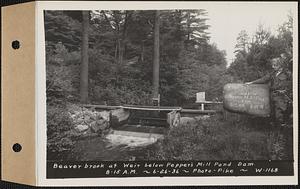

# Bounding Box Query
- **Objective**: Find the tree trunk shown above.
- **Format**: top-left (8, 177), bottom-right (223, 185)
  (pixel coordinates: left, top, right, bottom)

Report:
top-left (114, 42), bottom-right (118, 60)
top-left (141, 40), bottom-right (144, 62)
top-left (119, 11), bottom-right (129, 65)
top-left (117, 38), bottom-right (122, 64)
top-left (119, 11), bottom-right (131, 65)
top-left (186, 11), bottom-right (191, 41)
top-left (80, 11), bottom-right (89, 103)
top-left (152, 10), bottom-right (160, 98)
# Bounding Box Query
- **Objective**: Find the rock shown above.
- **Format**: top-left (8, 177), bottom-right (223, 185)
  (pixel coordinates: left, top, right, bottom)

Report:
top-left (195, 115), bottom-right (210, 121)
top-left (111, 108), bottom-right (130, 121)
top-left (69, 107), bottom-right (112, 134)
top-left (98, 119), bottom-right (109, 130)
top-left (98, 111), bottom-right (110, 121)
top-left (90, 119), bottom-right (109, 133)
top-left (223, 83), bottom-right (270, 117)
top-left (180, 117), bottom-right (197, 126)
top-left (110, 108), bottom-right (130, 128)
top-left (75, 124), bottom-right (89, 132)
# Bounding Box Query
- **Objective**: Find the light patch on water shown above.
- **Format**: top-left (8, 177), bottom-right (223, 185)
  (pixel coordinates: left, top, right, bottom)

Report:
top-left (105, 133), bottom-right (160, 148)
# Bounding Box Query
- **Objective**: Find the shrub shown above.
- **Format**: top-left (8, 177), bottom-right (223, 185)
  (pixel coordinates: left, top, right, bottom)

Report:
top-left (47, 105), bottom-right (75, 159)
top-left (146, 114), bottom-right (290, 160)
top-left (91, 83), bottom-right (152, 105)
top-left (46, 43), bottom-right (80, 105)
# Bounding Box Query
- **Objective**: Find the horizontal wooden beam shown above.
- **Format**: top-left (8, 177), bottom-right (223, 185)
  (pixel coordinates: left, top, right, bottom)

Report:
top-left (122, 106), bottom-right (181, 111)
top-left (82, 104), bottom-right (219, 114)
top-left (195, 101), bottom-right (223, 104)
top-left (83, 104), bottom-right (181, 111)
top-left (181, 109), bottom-right (217, 114)
top-left (82, 104), bottom-right (121, 109)
top-left (123, 104), bottom-right (182, 109)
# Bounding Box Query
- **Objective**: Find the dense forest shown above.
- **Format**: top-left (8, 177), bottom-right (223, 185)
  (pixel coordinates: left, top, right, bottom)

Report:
top-left (45, 10), bottom-right (229, 106)
top-left (46, 10), bottom-right (293, 161)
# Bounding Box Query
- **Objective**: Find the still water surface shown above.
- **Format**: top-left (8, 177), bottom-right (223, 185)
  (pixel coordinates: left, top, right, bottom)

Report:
top-left (69, 131), bottom-right (161, 161)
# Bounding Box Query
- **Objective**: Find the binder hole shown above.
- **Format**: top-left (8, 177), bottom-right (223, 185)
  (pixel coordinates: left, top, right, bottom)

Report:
top-left (12, 143), bottom-right (22, 152)
top-left (12, 40), bottom-right (20, 49)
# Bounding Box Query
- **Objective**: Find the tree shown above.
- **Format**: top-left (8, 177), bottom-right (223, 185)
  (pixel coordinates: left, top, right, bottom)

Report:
top-left (180, 10), bottom-right (210, 45)
top-left (152, 10), bottom-right (160, 99)
top-left (228, 15), bottom-right (293, 125)
top-left (44, 11), bottom-right (81, 51)
top-left (45, 9), bottom-right (224, 106)
top-left (234, 30), bottom-right (249, 56)
top-left (80, 11), bottom-right (89, 103)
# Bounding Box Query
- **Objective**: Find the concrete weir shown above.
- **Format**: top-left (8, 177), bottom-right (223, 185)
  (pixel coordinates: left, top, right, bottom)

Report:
top-left (82, 104), bottom-right (218, 144)
top-left (78, 105), bottom-right (216, 148)
top-left (82, 104), bottom-right (219, 128)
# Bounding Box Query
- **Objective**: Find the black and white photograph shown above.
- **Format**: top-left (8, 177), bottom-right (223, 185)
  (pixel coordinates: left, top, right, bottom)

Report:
top-left (44, 2), bottom-right (297, 181)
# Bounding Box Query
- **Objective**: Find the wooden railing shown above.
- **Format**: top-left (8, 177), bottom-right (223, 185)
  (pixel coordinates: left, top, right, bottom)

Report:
top-left (195, 101), bottom-right (223, 111)
top-left (82, 104), bottom-right (221, 114)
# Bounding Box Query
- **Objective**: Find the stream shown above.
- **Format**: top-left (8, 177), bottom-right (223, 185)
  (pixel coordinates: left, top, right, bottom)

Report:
top-left (68, 128), bottom-right (163, 161)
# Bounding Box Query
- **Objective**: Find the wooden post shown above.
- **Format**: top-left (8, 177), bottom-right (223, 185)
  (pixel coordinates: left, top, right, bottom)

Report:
top-left (201, 103), bottom-right (205, 111)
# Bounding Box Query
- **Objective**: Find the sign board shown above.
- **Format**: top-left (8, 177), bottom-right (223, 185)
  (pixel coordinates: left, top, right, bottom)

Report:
top-left (196, 92), bottom-right (206, 102)
top-left (223, 83), bottom-right (270, 117)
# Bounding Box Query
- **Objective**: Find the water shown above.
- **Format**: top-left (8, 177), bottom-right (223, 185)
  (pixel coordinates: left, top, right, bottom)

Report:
top-left (106, 133), bottom-right (160, 148)
top-left (69, 129), bottom-right (163, 161)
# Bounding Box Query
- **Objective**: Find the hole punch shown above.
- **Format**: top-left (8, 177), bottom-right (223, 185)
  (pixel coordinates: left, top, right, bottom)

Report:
top-left (12, 143), bottom-right (22, 152)
top-left (12, 40), bottom-right (20, 49)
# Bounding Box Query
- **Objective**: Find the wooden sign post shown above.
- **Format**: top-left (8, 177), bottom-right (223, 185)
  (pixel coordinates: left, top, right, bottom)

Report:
top-left (223, 83), bottom-right (270, 117)
top-left (196, 92), bottom-right (206, 110)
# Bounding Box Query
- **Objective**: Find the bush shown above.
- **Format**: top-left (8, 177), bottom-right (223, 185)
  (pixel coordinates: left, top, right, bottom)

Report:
top-left (91, 83), bottom-right (152, 105)
top-left (46, 43), bottom-right (80, 105)
top-left (146, 114), bottom-right (291, 160)
top-left (47, 105), bottom-right (75, 158)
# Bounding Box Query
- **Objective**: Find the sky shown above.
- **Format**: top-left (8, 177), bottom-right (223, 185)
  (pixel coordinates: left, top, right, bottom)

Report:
top-left (202, 2), bottom-right (296, 65)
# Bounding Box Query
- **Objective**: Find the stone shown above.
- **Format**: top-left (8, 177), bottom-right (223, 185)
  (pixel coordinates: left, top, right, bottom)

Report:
top-left (75, 124), bottom-right (89, 132)
top-left (110, 108), bottom-right (130, 128)
top-left (90, 119), bottom-right (108, 133)
top-left (223, 83), bottom-right (270, 117)
top-left (195, 115), bottom-right (210, 120)
top-left (98, 110), bottom-right (110, 121)
top-left (180, 117), bottom-right (197, 126)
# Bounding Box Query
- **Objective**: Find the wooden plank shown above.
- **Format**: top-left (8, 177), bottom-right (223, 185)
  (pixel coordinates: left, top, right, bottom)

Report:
top-left (195, 101), bottom-right (223, 104)
top-left (82, 104), bottom-right (121, 109)
top-left (124, 104), bottom-right (182, 109)
top-left (134, 117), bottom-right (166, 121)
top-left (181, 109), bottom-right (217, 114)
top-left (83, 104), bottom-right (218, 115)
top-left (123, 106), bottom-right (181, 111)
top-left (83, 104), bottom-right (182, 111)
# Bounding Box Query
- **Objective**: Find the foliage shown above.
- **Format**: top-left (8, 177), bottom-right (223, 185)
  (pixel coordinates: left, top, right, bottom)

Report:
top-left (47, 103), bottom-right (111, 160)
top-left (45, 11), bottom-right (82, 51)
top-left (47, 104), bottom-right (75, 157)
top-left (228, 14), bottom-right (293, 126)
top-left (45, 10), bottom-right (228, 106)
top-left (146, 114), bottom-right (292, 160)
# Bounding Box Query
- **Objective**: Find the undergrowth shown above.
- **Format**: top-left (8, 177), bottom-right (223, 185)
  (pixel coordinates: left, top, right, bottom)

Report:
top-left (145, 114), bottom-right (293, 160)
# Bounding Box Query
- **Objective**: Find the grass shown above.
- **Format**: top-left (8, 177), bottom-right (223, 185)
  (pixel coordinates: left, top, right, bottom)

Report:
top-left (144, 113), bottom-right (293, 161)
